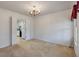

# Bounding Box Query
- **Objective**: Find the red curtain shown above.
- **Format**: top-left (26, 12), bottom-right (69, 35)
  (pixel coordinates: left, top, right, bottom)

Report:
top-left (71, 1), bottom-right (79, 21)
top-left (71, 5), bottom-right (77, 21)
top-left (77, 1), bottom-right (79, 12)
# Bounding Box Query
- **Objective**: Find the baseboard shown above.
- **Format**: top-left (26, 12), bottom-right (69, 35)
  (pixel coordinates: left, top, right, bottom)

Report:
top-left (31, 38), bottom-right (73, 48)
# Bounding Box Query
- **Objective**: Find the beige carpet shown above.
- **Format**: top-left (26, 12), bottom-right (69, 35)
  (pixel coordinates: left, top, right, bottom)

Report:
top-left (0, 38), bottom-right (76, 57)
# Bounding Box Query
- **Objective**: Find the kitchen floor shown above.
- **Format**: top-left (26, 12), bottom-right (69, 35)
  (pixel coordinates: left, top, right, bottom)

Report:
top-left (0, 38), bottom-right (76, 57)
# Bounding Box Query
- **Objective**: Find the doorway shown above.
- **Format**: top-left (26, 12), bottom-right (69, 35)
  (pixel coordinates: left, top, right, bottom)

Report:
top-left (16, 19), bottom-right (26, 43)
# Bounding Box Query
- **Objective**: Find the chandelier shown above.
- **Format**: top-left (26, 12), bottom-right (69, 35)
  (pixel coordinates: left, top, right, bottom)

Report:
top-left (29, 6), bottom-right (40, 16)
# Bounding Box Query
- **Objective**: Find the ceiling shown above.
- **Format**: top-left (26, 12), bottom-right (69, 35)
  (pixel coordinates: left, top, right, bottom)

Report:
top-left (0, 1), bottom-right (74, 16)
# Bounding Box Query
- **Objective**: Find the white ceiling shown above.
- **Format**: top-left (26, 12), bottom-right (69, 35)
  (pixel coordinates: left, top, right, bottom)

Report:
top-left (0, 1), bottom-right (74, 16)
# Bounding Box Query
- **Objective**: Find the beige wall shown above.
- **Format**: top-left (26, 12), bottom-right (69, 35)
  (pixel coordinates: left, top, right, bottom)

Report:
top-left (34, 9), bottom-right (74, 47)
top-left (0, 8), bottom-right (33, 48)
top-left (0, 7), bottom-right (74, 48)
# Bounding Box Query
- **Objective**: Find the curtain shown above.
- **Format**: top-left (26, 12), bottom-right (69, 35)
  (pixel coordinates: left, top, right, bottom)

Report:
top-left (71, 1), bottom-right (79, 21)
top-left (71, 5), bottom-right (77, 21)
